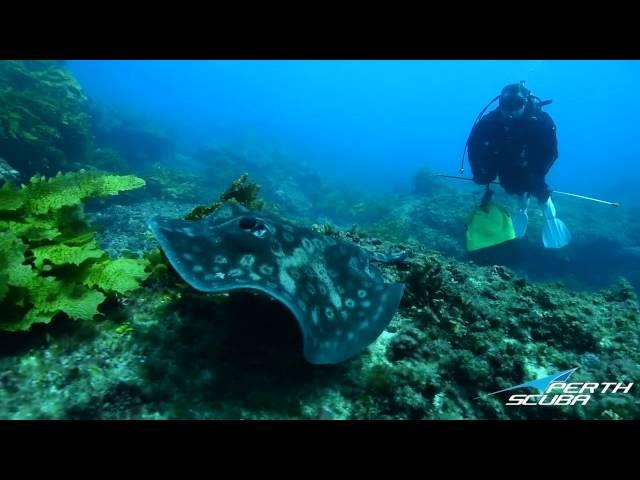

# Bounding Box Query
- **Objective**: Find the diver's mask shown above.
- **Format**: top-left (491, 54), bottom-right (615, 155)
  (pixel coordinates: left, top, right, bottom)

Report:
top-left (499, 93), bottom-right (527, 120)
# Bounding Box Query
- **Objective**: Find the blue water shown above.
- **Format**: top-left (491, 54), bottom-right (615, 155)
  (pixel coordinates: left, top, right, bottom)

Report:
top-left (67, 60), bottom-right (640, 203)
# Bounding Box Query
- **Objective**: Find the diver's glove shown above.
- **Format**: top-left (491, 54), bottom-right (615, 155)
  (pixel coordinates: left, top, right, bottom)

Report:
top-left (541, 197), bottom-right (571, 248)
top-left (513, 193), bottom-right (530, 238)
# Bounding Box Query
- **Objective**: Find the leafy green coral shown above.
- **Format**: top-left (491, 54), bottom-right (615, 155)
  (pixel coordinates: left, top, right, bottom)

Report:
top-left (0, 170), bottom-right (149, 332)
top-left (84, 258), bottom-right (151, 295)
top-left (184, 172), bottom-right (263, 221)
top-left (20, 170), bottom-right (146, 214)
top-left (32, 240), bottom-right (104, 269)
top-left (0, 230), bottom-right (29, 301)
top-left (0, 182), bottom-right (23, 210)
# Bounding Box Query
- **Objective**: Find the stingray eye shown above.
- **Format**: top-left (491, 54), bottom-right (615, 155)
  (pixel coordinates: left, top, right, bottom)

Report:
top-left (239, 216), bottom-right (257, 230)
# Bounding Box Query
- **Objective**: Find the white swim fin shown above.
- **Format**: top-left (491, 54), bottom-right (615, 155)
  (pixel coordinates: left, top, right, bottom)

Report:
top-left (541, 197), bottom-right (571, 249)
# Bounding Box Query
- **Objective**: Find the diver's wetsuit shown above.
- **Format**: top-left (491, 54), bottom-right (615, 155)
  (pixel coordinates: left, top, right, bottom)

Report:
top-left (467, 106), bottom-right (558, 202)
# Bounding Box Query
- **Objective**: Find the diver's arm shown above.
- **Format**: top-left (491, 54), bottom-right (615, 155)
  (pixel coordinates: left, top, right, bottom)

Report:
top-left (467, 116), bottom-right (499, 184)
top-left (527, 113), bottom-right (558, 202)
top-left (529, 112), bottom-right (558, 175)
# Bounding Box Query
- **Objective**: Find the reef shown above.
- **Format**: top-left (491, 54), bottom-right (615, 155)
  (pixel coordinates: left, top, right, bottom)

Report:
top-left (0, 61), bottom-right (91, 179)
top-left (1, 230), bottom-right (637, 418)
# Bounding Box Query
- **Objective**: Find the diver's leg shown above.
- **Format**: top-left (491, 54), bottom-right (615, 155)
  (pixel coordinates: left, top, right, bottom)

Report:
top-left (513, 193), bottom-right (530, 238)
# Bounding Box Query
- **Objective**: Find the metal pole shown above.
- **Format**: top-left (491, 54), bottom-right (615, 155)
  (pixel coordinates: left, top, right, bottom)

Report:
top-left (433, 174), bottom-right (620, 207)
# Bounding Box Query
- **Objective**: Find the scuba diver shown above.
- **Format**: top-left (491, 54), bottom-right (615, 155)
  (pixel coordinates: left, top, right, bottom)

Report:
top-left (464, 82), bottom-right (570, 249)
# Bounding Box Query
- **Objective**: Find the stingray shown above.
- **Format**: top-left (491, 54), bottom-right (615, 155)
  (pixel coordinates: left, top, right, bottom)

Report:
top-left (148, 203), bottom-right (405, 364)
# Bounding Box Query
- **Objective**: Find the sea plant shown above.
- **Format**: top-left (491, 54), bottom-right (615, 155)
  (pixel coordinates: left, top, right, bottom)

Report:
top-left (0, 170), bottom-right (149, 331)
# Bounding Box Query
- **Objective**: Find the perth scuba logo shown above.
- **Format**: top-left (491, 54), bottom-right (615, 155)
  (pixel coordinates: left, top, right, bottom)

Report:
top-left (477, 368), bottom-right (634, 406)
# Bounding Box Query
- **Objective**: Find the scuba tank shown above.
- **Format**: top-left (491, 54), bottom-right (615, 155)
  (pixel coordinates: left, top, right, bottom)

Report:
top-left (459, 81), bottom-right (552, 175)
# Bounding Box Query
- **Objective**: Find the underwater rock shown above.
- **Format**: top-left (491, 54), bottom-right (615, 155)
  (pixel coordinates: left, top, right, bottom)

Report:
top-left (0, 60), bottom-right (91, 178)
top-left (88, 100), bottom-right (175, 168)
top-left (88, 200), bottom-right (196, 258)
top-left (413, 166), bottom-right (438, 195)
top-left (603, 278), bottom-right (638, 304)
top-left (141, 162), bottom-right (202, 202)
top-left (386, 326), bottom-right (427, 362)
